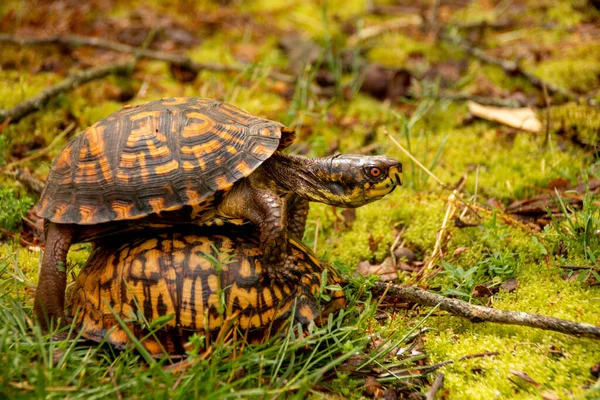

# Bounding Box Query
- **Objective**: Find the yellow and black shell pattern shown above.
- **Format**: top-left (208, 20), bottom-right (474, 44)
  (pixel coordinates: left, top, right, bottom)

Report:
top-left (66, 230), bottom-right (346, 356)
top-left (35, 97), bottom-right (295, 225)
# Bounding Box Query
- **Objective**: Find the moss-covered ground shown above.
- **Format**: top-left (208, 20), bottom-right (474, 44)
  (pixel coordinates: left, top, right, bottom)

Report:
top-left (1, 0), bottom-right (599, 398)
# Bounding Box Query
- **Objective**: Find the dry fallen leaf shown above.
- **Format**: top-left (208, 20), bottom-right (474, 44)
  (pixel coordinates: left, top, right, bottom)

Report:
top-left (467, 101), bottom-right (542, 133)
top-left (500, 278), bottom-right (519, 293)
top-left (363, 376), bottom-right (384, 398)
top-left (356, 257), bottom-right (398, 281)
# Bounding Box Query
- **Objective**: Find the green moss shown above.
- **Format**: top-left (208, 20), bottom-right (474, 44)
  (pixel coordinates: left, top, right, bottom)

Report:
top-left (0, 188), bottom-right (33, 232)
top-left (0, 70), bottom-right (61, 109)
top-left (550, 103), bottom-right (600, 148)
top-left (368, 33), bottom-right (452, 69)
top-left (425, 262), bottom-right (600, 399)
top-left (534, 59), bottom-right (600, 95)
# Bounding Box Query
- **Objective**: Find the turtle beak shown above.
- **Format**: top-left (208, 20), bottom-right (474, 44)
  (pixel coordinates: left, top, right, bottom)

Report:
top-left (389, 164), bottom-right (403, 186)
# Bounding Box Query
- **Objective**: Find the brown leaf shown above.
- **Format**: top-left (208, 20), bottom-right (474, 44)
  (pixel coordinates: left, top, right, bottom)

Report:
top-left (500, 278), bottom-right (519, 292)
top-left (467, 101), bottom-right (542, 133)
top-left (278, 34), bottom-right (322, 75)
top-left (360, 64), bottom-right (412, 102)
top-left (472, 285), bottom-right (493, 298)
top-left (540, 392), bottom-right (561, 400)
top-left (356, 258), bottom-right (398, 281)
top-left (382, 387), bottom-right (398, 400)
top-left (546, 178), bottom-right (571, 191)
top-left (394, 247), bottom-right (417, 263)
top-left (452, 247), bottom-right (468, 257)
top-left (233, 43), bottom-right (259, 63)
top-left (364, 376), bottom-right (384, 398)
top-left (422, 59), bottom-right (468, 88)
top-left (368, 234), bottom-right (384, 251)
top-left (341, 208), bottom-right (356, 225)
top-left (169, 63), bottom-right (198, 83)
top-left (591, 362), bottom-right (600, 378)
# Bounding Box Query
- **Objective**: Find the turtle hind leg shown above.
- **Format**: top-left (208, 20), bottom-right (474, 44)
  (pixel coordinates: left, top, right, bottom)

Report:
top-left (34, 222), bottom-right (75, 329)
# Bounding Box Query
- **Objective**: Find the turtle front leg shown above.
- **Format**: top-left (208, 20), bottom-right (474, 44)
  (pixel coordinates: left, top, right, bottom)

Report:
top-left (251, 190), bottom-right (289, 279)
top-left (219, 185), bottom-right (289, 279)
top-left (34, 222), bottom-right (75, 329)
top-left (286, 196), bottom-right (309, 239)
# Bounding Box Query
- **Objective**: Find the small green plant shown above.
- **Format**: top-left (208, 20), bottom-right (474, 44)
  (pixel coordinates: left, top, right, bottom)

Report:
top-left (0, 187), bottom-right (33, 232)
top-left (441, 250), bottom-right (519, 301)
top-left (546, 176), bottom-right (600, 265)
top-left (441, 260), bottom-right (479, 300)
top-left (201, 244), bottom-right (236, 317)
top-left (391, 99), bottom-right (448, 190)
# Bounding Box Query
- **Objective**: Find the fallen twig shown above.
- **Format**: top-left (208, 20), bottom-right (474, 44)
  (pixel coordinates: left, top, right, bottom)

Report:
top-left (0, 226), bottom-right (37, 248)
top-left (0, 60), bottom-right (134, 124)
top-left (439, 30), bottom-right (588, 105)
top-left (458, 351), bottom-right (500, 360)
top-left (425, 373), bottom-right (444, 400)
top-left (347, 16), bottom-right (422, 46)
top-left (7, 169), bottom-right (46, 195)
top-left (560, 265), bottom-right (600, 272)
top-left (436, 93), bottom-right (528, 108)
top-left (0, 34), bottom-right (306, 87)
top-left (373, 282), bottom-right (600, 339)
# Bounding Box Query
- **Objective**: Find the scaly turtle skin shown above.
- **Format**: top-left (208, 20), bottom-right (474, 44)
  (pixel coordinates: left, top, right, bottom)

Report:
top-left (66, 229), bottom-right (347, 357)
top-left (34, 97), bottom-right (402, 326)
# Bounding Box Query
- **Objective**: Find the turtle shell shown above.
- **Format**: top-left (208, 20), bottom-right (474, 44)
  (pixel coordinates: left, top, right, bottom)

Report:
top-left (66, 230), bottom-right (346, 356)
top-left (35, 97), bottom-right (295, 225)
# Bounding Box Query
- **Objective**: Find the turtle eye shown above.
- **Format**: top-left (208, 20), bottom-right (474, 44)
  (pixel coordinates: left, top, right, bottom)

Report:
top-left (369, 167), bottom-right (382, 178)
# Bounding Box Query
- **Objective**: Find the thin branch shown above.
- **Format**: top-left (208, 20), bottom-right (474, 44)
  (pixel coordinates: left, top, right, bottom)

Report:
top-left (0, 60), bottom-right (134, 124)
top-left (373, 282), bottom-right (600, 339)
top-left (435, 93), bottom-right (528, 108)
top-left (439, 30), bottom-right (590, 105)
top-left (5, 169), bottom-right (46, 195)
top-left (560, 265), bottom-right (600, 272)
top-left (458, 351), bottom-right (500, 360)
top-left (425, 373), bottom-right (444, 400)
top-left (0, 34), bottom-right (300, 85)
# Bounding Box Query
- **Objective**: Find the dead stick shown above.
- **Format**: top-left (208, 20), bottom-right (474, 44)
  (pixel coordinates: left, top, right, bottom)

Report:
top-left (0, 60), bottom-right (134, 124)
top-left (10, 169), bottom-right (46, 195)
top-left (436, 93), bottom-right (527, 108)
top-left (440, 31), bottom-right (585, 104)
top-left (425, 373), bottom-right (444, 400)
top-left (0, 34), bottom-right (300, 85)
top-left (373, 282), bottom-right (600, 339)
top-left (459, 351), bottom-right (500, 360)
top-left (560, 265), bottom-right (599, 271)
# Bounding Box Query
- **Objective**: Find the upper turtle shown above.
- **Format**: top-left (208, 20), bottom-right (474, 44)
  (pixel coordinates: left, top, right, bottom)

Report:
top-left (35, 97), bottom-right (295, 225)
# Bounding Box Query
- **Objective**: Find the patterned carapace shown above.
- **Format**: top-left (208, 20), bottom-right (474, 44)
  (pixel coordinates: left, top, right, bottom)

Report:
top-left (67, 230), bottom-right (346, 357)
top-left (35, 97), bottom-right (294, 225)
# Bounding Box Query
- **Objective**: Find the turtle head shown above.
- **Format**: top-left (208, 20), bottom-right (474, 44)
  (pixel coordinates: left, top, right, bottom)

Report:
top-left (308, 154), bottom-right (403, 207)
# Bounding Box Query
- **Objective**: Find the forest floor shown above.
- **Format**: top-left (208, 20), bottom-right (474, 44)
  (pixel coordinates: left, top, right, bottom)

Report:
top-left (0, 0), bottom-right (599, 399)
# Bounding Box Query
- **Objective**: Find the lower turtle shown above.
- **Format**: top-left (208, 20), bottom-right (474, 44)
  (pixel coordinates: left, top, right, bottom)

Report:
top-left (66, 228), bottom-right (346, 357)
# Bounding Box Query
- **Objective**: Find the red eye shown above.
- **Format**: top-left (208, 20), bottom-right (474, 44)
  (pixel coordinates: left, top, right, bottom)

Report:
top-left (369, 167), bottom-right (382, 177)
